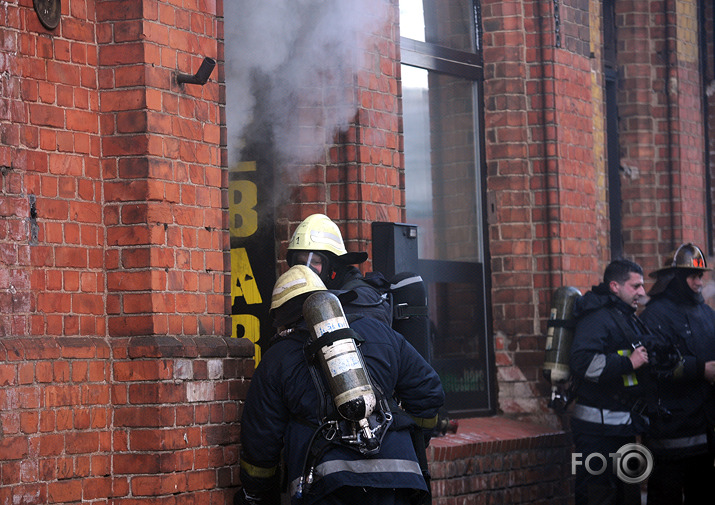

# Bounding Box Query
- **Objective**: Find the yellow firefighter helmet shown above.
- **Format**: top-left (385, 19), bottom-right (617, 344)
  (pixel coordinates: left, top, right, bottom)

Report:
top-left (270, 265), bottom-right (326, 311)
top-left (287, 214), bottom-right (368, 265)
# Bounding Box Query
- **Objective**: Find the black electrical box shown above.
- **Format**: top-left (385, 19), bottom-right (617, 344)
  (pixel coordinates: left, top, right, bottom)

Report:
top-left (371, 222), bottom-right (419, 279)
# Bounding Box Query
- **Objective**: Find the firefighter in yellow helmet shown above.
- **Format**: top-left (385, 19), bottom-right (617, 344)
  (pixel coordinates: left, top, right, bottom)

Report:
top-left (287, 214), bottom-right (368, 287)
top-left (286, 214), bottom-right (391, 326)
top-left (640, 243), bottom-right (715, 505)
top-left (236, 265), bottom-right (444, 505)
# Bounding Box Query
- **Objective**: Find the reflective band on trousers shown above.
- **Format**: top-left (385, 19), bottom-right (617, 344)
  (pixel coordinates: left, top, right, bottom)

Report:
top-left (411, 414), bottom-right (439, 429)
top-left (648, 433), bottom-right (708, 450)
top-left (572, 404), bottom-right (632, 425)
top-left (290, 458), bottom-right (423, 496)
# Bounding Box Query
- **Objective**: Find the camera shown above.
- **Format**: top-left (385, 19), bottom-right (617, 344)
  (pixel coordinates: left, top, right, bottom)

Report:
top-left (635, 336), bottom-right (683, 377)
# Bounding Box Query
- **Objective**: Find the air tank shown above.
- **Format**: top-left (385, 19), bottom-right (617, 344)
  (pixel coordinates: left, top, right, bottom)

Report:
top-left (543, 286), bottom-right (582, 383)
top-left (302, 291), bottom-right (377, 422)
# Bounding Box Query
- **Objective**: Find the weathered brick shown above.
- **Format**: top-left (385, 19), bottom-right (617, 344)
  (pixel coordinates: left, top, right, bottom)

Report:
top-left (48, 479), bottom-right (83, 503)
top-left (113, 360), bottom-right (172, 382)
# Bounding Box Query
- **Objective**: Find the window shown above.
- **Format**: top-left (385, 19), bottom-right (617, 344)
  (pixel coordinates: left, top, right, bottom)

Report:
top-left (603, 0), bottom-right (623, 259)
top-left (400, 0), bottom-right (494, 416)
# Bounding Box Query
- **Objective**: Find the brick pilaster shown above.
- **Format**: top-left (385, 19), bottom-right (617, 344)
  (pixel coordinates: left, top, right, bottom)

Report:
top-left (97, 1), bottom-right (226, 337)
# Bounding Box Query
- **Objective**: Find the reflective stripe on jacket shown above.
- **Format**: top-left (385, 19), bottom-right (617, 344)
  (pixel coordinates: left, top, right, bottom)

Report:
top-left (571, 404), bottom-right (633, 426)
top-left (569, 285), bottom-right (649, 436)
top-left (640, 292), bottom-right (715, 458)
top-left (239, 315), bottom-right (445, 504)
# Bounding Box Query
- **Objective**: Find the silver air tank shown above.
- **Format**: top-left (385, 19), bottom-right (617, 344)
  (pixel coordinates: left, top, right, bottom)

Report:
top-left (302, 291), bottom-right (378, 450)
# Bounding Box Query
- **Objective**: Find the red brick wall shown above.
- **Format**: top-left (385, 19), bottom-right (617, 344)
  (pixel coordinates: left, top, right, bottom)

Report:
top-left (430, 417), bottom-right (572, 504)
top-left (2, 1), bottom-right (228, 339)
top-left (482, 0), bottom-right (711, 425)
top-left (617, 0), bottom-right (708, 267)
top-left (482, 0), bottom-right (598, 422)
top-left (1, 2), bottom-right (250, 503)
top-left (0, 335), bottom-right (250, 503)
top-left (97, 0), bottom-right (226, 338)
top-left (1, 0), bottom-right (104, 339)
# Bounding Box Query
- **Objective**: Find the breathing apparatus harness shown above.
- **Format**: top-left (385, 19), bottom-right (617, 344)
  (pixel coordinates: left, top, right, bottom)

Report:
top-left (294, 294), bottom-right (394, 500)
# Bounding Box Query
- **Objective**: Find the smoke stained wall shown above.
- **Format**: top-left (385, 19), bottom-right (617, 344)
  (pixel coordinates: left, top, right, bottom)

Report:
top-left (223, 1), bottom-right (391, 353)
top-left (224, 0), bottom-right (390, 173)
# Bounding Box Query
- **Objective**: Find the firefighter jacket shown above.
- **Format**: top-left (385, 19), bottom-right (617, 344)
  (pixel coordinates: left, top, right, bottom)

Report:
top-left (569, 283), bottom-right (650, 436)
top-left (640, 287), bottom-right (715, 458)
top-left (333, 267), bottom-right (393, 327)
top-left (239, 314), bottom-right (445, 505)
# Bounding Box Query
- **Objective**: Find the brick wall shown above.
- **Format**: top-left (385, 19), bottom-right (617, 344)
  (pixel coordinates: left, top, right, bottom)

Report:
top-left (0, 335), bottom-right (251, 503)
top-left (708, 1), bottom-right (715, 255)
top-left (482, 0), bottom-right (712, 425)
top-left (617, 0), bottom-right (708, 265)
top-left (481, 0), bottom-right (599, 423)
top-left (98, 1), bottom-right (226, 338)
top-left (1, 0), bottom-right (104, 339)
top-left (1, 2), bottom-right (249, 503)
top-left (430, 417), bottom-right (572, 504)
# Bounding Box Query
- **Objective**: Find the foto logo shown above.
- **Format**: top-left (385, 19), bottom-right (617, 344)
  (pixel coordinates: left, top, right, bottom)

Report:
top-left (572, 443), bottom-right (653, 484)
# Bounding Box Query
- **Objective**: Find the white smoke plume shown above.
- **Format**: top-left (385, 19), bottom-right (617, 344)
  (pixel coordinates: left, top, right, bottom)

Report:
top-left (702, 279), bottom-right (715, 301)
top-left (224, 1), bottom-right (389, 170)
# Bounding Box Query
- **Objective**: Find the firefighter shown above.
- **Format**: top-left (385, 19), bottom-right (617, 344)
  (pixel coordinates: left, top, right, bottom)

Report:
top-left (569, 259), bottom-right (650, 505)
top-left (236, 265), bottom-right (444, 505)
top-left (640, 243), bottom-right (715, 505)
top-left (286, 213), bottom-right (392, 325)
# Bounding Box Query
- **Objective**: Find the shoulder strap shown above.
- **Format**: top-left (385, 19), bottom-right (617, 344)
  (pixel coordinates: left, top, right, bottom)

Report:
top-left (303, 340), bottom-right (335, 423)
top-left (607, 307), bottom-right (646, 346)
top-left (304, 328), bottom-right (363, 362)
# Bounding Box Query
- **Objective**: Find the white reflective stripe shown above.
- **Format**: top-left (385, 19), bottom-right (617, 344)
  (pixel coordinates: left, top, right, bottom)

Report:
top-left (309, 229), bottom-right (343, 247)
top-left (390, 276), bottom-right (423, 290)
top-left (647, 434), bottom-right (709, 449)
top-left (290, 458), bottom-right (423, 496)
top-left (585, 354), bottom-right (606, 381)
top-left (572, 404), bottom-right (632, 425)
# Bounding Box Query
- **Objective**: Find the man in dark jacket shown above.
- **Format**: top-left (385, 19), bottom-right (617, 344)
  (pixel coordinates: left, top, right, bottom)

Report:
top-left (569, 258), bottom-right (650, 505)
top-left (236, 265), bottom-right (445, 505)
top-left (640, 243), bottom-right (715, 505)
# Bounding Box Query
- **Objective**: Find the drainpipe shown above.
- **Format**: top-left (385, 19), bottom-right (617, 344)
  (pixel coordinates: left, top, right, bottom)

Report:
top-left (699, 0), bottom-right (714, 254)
top-left (538, 0), bottom-right (561, 294)
top-left (665, 0), bottom-right (676, 250)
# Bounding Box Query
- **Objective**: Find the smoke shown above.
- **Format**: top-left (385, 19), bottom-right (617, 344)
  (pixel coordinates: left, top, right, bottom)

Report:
top-left (702, 279), bottom-right (715, 301)
top-left (224, 1), bottom-right (388, 170)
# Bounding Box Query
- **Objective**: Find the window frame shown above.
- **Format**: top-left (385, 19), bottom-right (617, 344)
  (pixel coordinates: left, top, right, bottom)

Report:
top-left (399, 4), bottom-right (494, 417)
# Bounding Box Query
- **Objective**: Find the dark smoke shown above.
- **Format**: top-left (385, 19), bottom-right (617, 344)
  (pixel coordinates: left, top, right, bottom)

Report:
top-left (224, 1), bottom-right (388, 171)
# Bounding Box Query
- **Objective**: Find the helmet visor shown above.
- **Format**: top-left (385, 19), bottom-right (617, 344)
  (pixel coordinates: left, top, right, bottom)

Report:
top-left (289, 251), bottom-right (327, 276)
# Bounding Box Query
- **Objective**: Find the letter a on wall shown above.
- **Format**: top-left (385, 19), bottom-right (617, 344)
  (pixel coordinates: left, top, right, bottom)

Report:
top-left (231, 247), bottom-right (263, 360)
